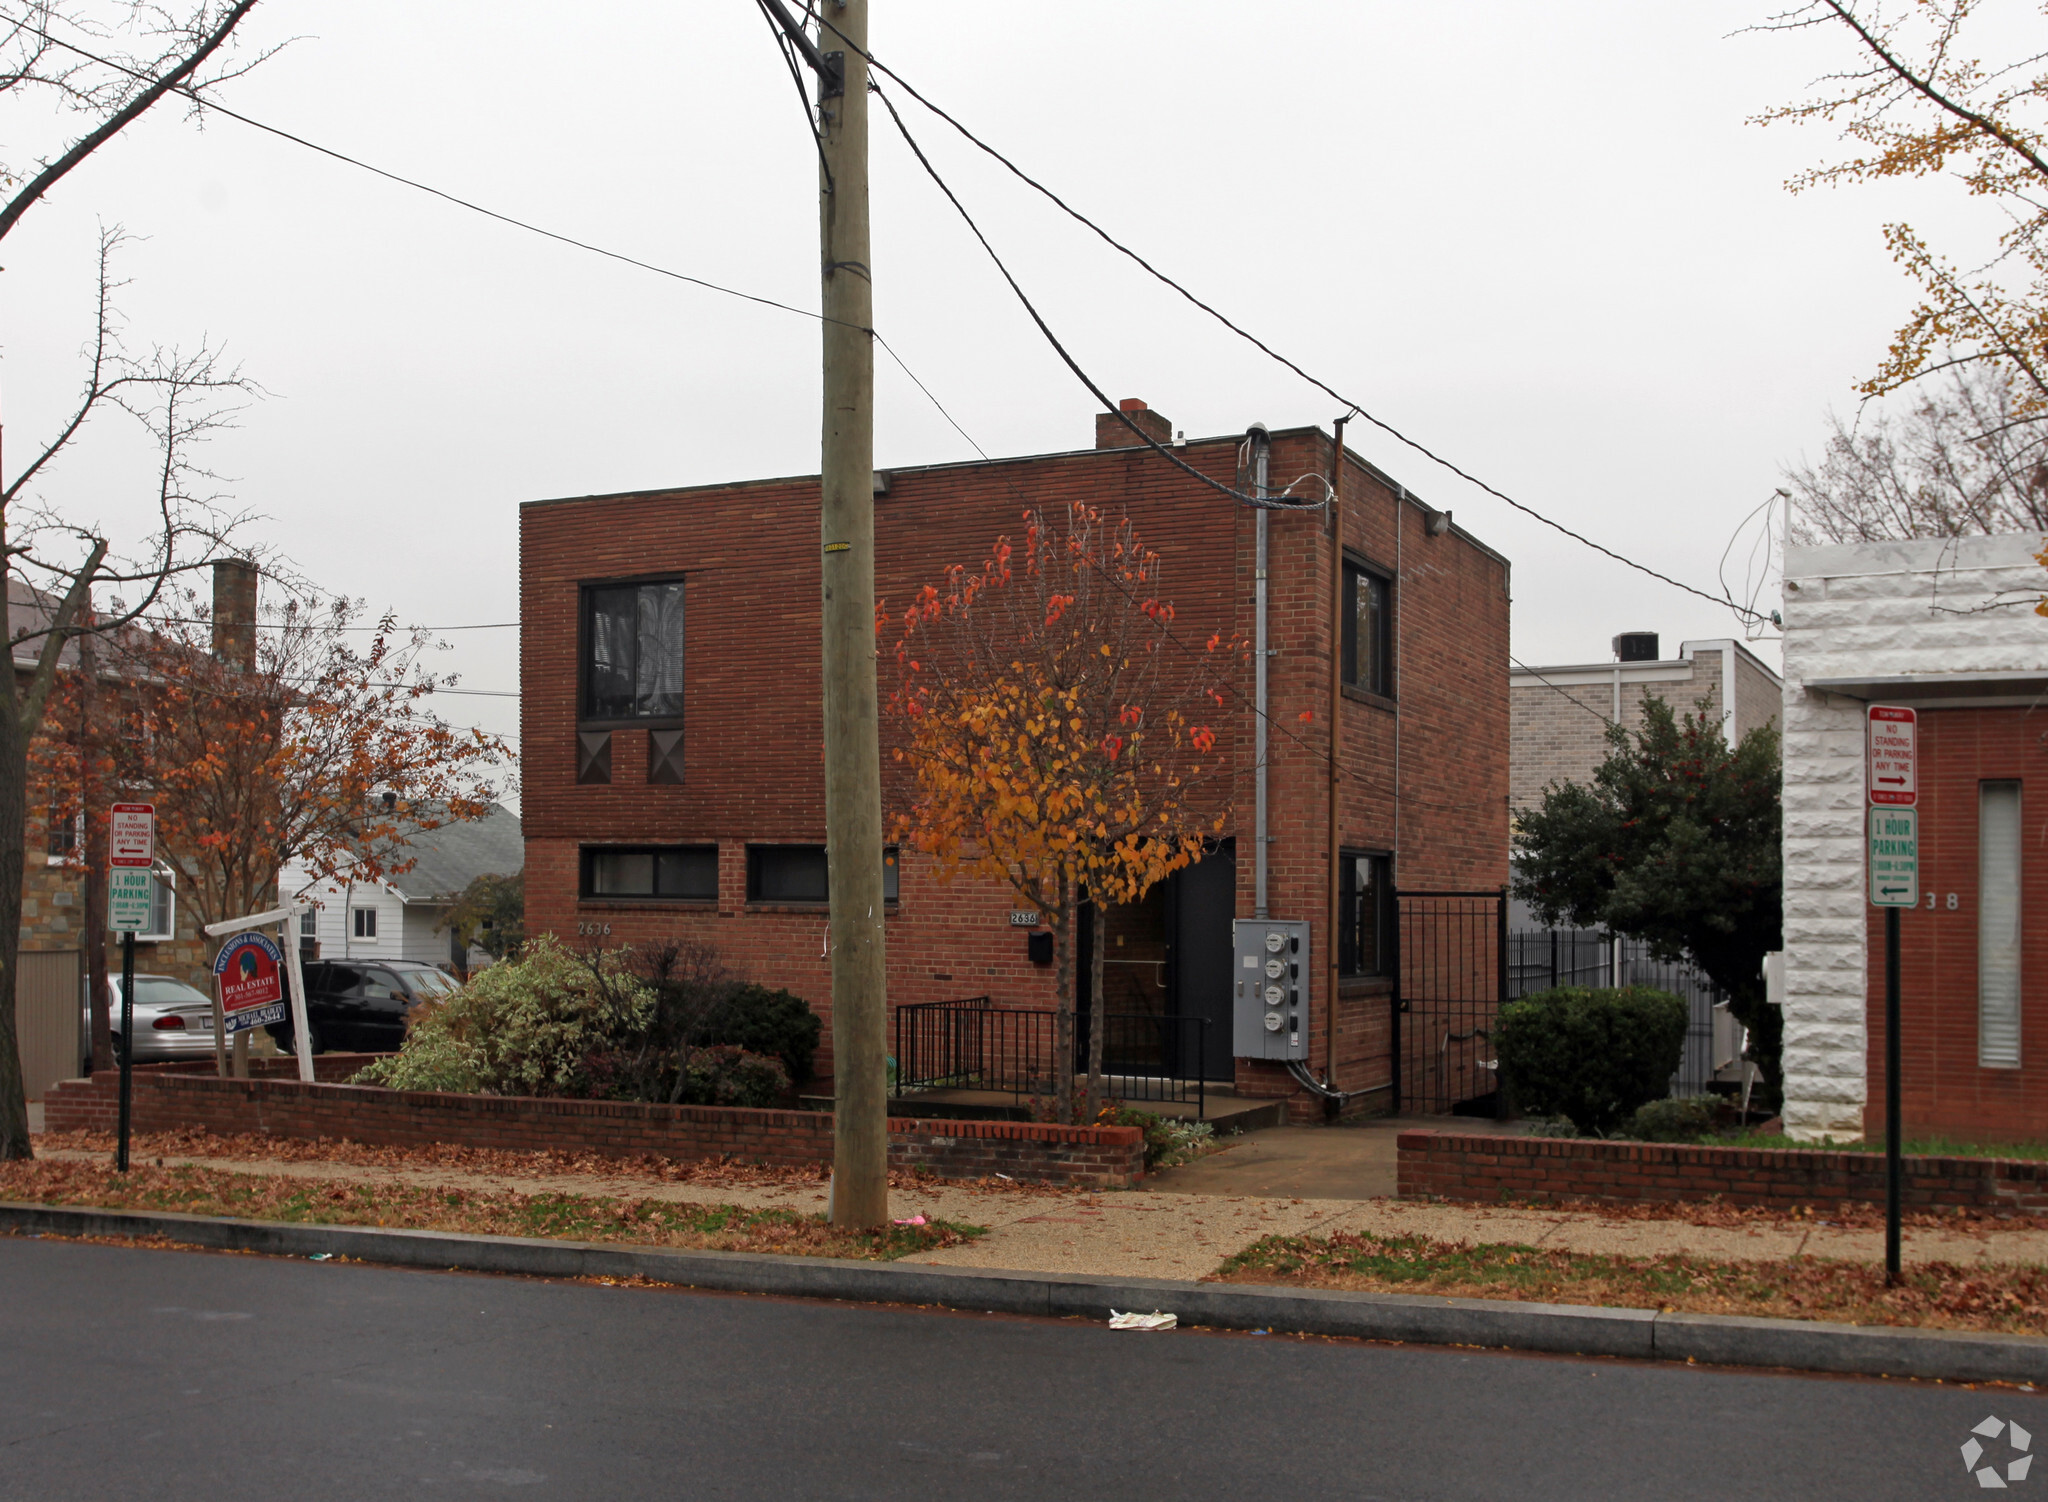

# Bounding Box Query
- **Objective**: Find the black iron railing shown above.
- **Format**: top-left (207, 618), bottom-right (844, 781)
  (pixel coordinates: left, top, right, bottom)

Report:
top-left (892, 996), bottom-right (1207, 1113)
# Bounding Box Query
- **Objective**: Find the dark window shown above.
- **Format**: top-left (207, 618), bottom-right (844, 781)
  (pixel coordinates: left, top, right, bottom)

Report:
top-left (582, 845), bottom-right (718, 901)
top-left (352, 908), bottom-right (378, 939)
top-left (1339, 851), bottom-right (1393, 977)
top-left (583, 579), bottom-right (687, 722)
top-left (1341, 561), bottom-right (1391, 698)
top-left (748, 844), bottom-right (901, 905)
top-left (47, 805), bottom-right (78, 858)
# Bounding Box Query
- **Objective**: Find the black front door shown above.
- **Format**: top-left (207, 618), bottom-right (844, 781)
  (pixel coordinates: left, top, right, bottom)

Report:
top-left (1166, 837), bottom-right (1236, 1082)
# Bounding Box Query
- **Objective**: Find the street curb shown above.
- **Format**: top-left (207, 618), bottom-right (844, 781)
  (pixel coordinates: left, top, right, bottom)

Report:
top-left (4, 1201), bottom-right (2044, 1383)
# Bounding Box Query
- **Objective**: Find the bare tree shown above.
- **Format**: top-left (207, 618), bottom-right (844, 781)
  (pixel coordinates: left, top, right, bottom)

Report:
top-left (0, 2), bottom-right (274, 1158)
top-left (1787, 365), bottom-right (2048, 544)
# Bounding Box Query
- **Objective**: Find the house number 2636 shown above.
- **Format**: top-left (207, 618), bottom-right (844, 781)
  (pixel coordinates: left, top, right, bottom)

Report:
top-left (1926, 893), bottom-right (1959, 911)
top-left (577, 921), bottom-right (613, 936)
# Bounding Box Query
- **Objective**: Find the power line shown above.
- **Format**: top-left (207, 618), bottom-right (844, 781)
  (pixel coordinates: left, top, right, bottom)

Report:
top-left (831, 20), bottom-right (1766, 623)
top-left (1508, 654), bottom-right (1619, 729)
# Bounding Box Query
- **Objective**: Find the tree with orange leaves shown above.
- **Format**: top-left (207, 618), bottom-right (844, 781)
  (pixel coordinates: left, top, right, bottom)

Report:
top-left (37, 584), bottom-right (512, 1065)
top-left (887, 503), bottom-right (1237, 1121)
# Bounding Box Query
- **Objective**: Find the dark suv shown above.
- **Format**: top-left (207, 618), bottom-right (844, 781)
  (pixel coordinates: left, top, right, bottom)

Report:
top-left (266, 959), bottom-right (461, 1055)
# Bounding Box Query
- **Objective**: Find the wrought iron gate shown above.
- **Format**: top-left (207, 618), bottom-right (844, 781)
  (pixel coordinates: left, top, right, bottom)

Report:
top-left (1394, 889), bottom-right (1507, 1116)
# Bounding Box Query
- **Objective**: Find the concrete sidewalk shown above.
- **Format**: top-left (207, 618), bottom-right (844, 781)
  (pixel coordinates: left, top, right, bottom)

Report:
top-left (32, 1120), bottom-right (2048, 1282)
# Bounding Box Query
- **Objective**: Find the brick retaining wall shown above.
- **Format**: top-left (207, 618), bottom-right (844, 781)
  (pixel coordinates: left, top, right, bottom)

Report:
top-left (1397, 1129), bottom-right (2048, 1213)
top-left (41, 1067), bottom-right (1145, 1188)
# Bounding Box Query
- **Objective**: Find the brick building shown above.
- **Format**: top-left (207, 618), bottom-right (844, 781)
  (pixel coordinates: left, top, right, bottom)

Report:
top-left (1781, 535), bottom-right (2048, 1143)
top-left (520, 403), bottom-right (1511, 1117)
top-left (1509, 634), bottom-right (1782, 814)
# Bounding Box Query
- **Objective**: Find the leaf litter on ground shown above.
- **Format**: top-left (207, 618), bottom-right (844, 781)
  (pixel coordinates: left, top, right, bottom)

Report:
top-left (1212, 1229), bottom-right (2048, 1335)
top-left (0, 1157), bottom-right (985, 1262)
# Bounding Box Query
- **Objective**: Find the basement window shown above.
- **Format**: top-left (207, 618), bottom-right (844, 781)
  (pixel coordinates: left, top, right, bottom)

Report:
top-left (582, 845), bottom-right (718, 902)
top-left (746, 844), bottom-right (900, 905)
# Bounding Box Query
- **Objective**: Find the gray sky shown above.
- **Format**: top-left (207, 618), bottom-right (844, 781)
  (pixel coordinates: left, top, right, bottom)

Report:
top-left (3, 1), bottom-right (1970, 770)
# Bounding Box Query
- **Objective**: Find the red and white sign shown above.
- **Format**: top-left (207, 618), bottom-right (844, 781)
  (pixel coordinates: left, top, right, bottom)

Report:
top-left (109, 802), bottom-right (155, 868)
top-left (212, 932), bottom-right (287, 1035)
top-left (1867, 706), bottom-right (1917, 807)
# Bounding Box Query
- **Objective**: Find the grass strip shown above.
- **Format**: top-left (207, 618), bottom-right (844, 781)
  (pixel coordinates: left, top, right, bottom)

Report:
top-left (1704, 1133), bottom-right (2048, 1162)
top-left (1211, 1230), bottom-right (2048, 1335)
top-left (0, 1159), bottom-right (983, 1262)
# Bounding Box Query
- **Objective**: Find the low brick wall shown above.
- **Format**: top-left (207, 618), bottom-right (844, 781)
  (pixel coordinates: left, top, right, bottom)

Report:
top-left (39, 1067), bottom-right (1145, 1188)
top-left (1397, 1129), bottom-right (2048, 1213)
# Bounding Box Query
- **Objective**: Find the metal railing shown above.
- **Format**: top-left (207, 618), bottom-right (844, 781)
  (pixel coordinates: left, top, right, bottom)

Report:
top-left (892, 996), bottom-right (1208, 1112)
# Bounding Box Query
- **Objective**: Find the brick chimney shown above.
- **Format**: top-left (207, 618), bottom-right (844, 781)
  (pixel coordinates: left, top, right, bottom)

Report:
top-left (1095, 397), bottom-right (1173, 450)
top-left (212, 558), bottom-right (258, 672)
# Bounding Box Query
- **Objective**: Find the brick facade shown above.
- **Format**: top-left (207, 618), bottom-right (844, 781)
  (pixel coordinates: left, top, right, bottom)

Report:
top-left (42, 1063), bottom-right (1147, 1188)
top-left (1397, 1128), bottom-right (2048, 1212)
top-left (520, 410), bottom-right (1511, 1119)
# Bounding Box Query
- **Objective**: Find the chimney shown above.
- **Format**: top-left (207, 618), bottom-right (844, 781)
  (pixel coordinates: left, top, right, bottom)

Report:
top-left (1095, 396), bottom-right (1173, 450)
top-left (212, 558), bottom-right (258, 672)
top-left (1612, 631), bottom-right (1660, 663)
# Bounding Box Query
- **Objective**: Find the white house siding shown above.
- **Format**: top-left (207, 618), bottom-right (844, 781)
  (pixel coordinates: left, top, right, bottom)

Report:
top-left (1780, 536), bottom-right (2048, 1141)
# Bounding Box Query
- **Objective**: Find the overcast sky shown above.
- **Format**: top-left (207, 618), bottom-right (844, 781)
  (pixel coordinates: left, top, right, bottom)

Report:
top-left (2, 1), bottom-right (1978, 777)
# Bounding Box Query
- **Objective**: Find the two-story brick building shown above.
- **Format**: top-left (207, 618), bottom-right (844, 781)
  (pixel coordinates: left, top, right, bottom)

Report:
top-left (519, 402), bottom-right (1511, 1117)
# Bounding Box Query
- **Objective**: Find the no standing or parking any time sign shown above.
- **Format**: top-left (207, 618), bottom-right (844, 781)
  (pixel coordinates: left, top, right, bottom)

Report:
top-left (1867, 706), bottom-right (1917, 806)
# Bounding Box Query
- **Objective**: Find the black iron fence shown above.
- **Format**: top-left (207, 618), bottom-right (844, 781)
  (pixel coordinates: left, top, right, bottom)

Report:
top-left (1507, 929), bottom-right (1727, 1099)
top-left (1394, 890), bottom-right (1507, 1118)
top-left (892, 996), bottom-right (1208, 1111)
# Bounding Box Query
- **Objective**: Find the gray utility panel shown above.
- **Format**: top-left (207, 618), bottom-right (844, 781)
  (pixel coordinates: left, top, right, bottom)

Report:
top-left (1232, 919), bottom-right (1310, 1060)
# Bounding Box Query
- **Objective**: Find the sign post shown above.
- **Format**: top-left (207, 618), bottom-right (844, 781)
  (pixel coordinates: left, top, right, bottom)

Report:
top-left (107, 803), bottom-right (152, 1174)
top-left (1867, 707), bottom-right (1918, 1286)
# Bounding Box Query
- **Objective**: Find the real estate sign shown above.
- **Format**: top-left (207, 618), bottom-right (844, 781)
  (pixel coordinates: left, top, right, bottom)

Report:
top-left (1868, 807), bottom-right (1919, 908)
top-left (213, 931), bottom-right (287, 1034)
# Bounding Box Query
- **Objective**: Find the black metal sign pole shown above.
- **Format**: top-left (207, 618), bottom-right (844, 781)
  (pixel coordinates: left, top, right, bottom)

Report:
top-left (1885, 904), bottom-right (1902, 1286)
top-left (115, 929), bottom-right (136, 1173)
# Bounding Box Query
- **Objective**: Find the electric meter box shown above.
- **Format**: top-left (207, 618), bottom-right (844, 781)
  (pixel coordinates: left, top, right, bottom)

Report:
top-left (1232, 919), bottom-right (1311, 1061)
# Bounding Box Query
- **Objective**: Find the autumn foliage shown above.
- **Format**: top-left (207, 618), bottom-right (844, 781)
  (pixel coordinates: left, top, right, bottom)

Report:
top-left (887, 504), bottom-right (1238, 1120)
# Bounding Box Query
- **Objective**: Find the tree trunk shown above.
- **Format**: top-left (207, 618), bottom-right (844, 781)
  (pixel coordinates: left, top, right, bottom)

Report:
top-left (1084, 892), bottom-right (1106, 1121)
top-left (1052, 873), bottom-right (1075, 1124)
top-left (0, 708), bottom-right (34, 1160)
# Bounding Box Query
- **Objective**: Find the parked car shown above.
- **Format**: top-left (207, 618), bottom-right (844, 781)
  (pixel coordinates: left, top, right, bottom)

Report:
top-left (80, 974), bottom-right (223, 1072)
top-left (266, 959), bottom-right (461, 1055)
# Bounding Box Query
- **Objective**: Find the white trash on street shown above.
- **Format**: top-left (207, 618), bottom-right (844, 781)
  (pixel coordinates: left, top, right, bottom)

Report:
top-left (1109, 1309), bottom-right (1178, 1331)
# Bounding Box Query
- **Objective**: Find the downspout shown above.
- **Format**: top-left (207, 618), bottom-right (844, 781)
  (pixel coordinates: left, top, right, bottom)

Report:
top-left (1326, 417), bottom-right (1347, 1100)
top-left (1251, 424), bottom-right (1271, 920)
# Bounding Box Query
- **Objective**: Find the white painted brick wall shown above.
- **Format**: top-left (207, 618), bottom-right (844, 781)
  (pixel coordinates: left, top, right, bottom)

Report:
top-left (1780, 535), bottom-right (2048, 1140)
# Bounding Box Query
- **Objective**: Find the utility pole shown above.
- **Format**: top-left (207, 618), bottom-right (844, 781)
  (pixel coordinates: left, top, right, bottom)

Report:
top-left (809, 0), bottom-right (888, 1227)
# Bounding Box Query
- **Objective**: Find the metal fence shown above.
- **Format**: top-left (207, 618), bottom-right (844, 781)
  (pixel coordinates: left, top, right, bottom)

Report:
top-left (1507, 929), bottom-right (1726, 1098)
top-left (892, 996), bottom-right (1208, 1111)
top-left (1394, 891), bottom-right (1507, 1117)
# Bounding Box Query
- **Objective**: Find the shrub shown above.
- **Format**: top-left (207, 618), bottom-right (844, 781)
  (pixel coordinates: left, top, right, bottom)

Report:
top-left (680, 1045), bottom-right (790, 1109)
top-left (353, 935), bottom-right (652, 1097)
top-left (703, 984), bottom-right (822, 1084)
top-left (1623, 1095), bottom-right (1719, 1143)
top-left (1098, 1106), bottom-right (1216, 1171)
top-left (1494, 986), bottom-right (1688, 1135)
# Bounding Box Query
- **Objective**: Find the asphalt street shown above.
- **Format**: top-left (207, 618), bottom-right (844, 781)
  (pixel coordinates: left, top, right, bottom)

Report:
top-left (0, 1236), bottom-right (2033, 1501)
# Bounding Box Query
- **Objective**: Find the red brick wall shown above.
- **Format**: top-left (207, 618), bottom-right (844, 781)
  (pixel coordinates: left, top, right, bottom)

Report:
top-left (1864, 706), bottom-right (2048, 1141)
top-left (42, 1068), bottom-right (1146, 1188)
top-left (520, 423), bottom-right (1510, 1117)
top-left (1398, 1129), bottom-right (2048, 1212)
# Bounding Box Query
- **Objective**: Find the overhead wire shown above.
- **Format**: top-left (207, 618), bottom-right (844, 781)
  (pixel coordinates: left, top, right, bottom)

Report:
top-left (825, 14), bottom-right (1766, 622)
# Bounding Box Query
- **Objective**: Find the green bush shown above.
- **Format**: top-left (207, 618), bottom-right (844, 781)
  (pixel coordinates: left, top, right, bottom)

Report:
top-left (680, 1044), bottom-right (790, 1109)
top-left (353, 935), bottom-right (652, 1097)
top-left (1495, 986), bottom-right (1688, 1136)
top-left (1098, 1106), bottom-right (1216, 1171)
top-left (1622, 1095), bottom-right (1718, 1143)
top-left (703, 984), bottom-right (822, 1084)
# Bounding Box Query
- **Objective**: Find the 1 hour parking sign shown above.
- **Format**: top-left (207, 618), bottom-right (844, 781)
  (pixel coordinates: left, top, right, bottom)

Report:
top-left (1869, 807), bottom-right (1919, 908)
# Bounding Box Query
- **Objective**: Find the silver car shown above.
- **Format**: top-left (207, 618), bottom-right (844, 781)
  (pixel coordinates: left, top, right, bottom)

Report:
top-left (81, 974), bottom-right (222, 1069)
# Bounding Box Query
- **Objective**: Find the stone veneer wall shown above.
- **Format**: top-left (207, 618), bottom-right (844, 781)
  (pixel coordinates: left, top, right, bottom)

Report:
top-left (1780, 536), bottom-right (2048, 1140)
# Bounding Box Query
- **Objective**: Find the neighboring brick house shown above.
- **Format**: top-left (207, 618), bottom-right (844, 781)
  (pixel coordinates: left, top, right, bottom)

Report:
top-left (1780, 535), bottom-right (2048, 1143)
top-left (1508, 634), bottom-right (1783, 814)
top-left (520, 402), bottom-right (1512, 1118)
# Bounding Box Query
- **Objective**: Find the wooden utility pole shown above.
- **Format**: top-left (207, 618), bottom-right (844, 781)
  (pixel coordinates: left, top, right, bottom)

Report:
top-left (815, 0), bottom-right (889, 1227)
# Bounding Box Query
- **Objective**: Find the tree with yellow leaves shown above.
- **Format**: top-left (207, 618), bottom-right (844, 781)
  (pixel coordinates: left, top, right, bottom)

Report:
top-left (1758, 1), bottom-right (2048, 411)
top-left (887, 504), bottom-right (1237, 1121)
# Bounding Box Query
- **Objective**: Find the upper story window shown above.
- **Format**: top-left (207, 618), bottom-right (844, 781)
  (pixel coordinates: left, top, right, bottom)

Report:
top-left (1341, 560), bottom-right (1392, 700)
top-left (583, 578), bottom-right (687, 723)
